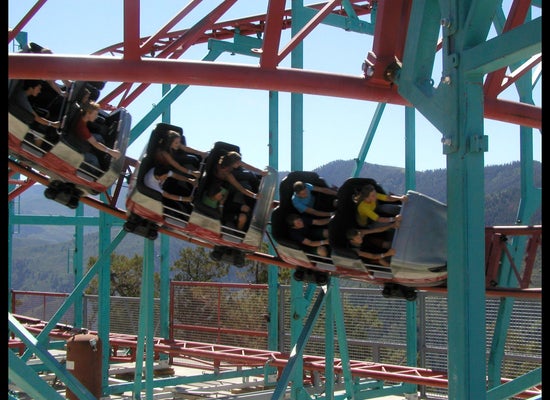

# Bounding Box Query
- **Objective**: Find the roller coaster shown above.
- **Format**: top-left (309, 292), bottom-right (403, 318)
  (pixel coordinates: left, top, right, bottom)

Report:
top-left (8, 1), bottom-right (541, 399)
top-left (9, 81), bottom-right (451, 296)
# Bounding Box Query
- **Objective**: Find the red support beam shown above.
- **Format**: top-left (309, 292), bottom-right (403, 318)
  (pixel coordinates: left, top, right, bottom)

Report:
top-left (483, 0), bottom-right (533, 98)
top-left (260, 0), bottom-right (287, 69)
top-left (8, 53), bottom-right (540, 129)
top-left (365, 0), bottom-right (412, 85)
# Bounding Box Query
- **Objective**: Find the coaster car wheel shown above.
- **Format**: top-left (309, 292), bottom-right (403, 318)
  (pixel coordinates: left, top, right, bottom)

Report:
top-left (315, 272), bottom-right (330, 286)
top-left (293, 268), bottom-right (305, 282)
top-left (44, 187), bottom-right (57, 199)
top-left (233, 251), bottom-right (246, 267)
top-left (210, 248), bottom-right (224, 262)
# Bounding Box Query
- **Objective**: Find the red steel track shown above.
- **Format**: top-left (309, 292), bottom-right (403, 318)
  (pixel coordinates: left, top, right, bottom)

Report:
top-left (8, 160), bottom-right (541, 397)
top-left (7, 0), bottom-right (541, 130)
top-left (8, 158), bottom-right (541, 300)
top-left (9, 314), bottom-right (541, 398)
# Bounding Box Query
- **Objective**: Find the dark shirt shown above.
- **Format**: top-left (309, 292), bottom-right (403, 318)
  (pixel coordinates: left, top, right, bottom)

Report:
top-left (13, 88), bottom-right (35, 115)
top-left (288, 214), bottom-right (325, 244)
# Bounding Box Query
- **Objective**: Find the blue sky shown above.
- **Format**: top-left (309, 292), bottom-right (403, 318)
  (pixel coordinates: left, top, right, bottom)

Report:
top-left (9, 1), bottom-right (541, 173)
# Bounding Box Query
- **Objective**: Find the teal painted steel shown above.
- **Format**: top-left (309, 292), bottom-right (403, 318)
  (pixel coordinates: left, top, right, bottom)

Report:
top-left (8, 1), bottom-right (541, 397)
top-left (353, 102), bottom-right (386, 178)
top-left (9, 350), bottom-right (66, 400)
top-left (486, 368), bottom-right (542, 400)
top-left (9, 313), bottom-right (96, 400)
top-left (273, 285), bottom-right (328, 400)
top-left (73, 204), bottom-right (84, 329)
top-left (487, 21), bottom-right (541, 392)
top-left (403, 106), bottom-right (418, 397)
top-left (159, 234), bottom-right (171, 347)
top-left (98, 211), bottom-right (115, 396)
top-left (330, 279), bottom-right (355, 398)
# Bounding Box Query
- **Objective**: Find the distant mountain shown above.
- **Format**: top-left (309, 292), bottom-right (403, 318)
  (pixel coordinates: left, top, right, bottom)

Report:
top-left (9, 160), bottom-right (541, 292)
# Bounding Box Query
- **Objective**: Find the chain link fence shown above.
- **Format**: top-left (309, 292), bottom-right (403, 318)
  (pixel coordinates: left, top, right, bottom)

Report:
top-left (11, 282), bottom-right (541, 398)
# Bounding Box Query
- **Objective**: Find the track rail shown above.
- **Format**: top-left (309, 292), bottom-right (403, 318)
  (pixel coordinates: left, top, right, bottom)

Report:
top-left (9, 314), bottom-right (542, 398)
top-left (8, 157), bottom-right (541, 299)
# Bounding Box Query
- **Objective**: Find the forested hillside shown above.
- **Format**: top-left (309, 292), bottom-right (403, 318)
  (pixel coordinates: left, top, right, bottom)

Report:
top-left (10, 160), bottom-right (541, 292)
top-left (310, 160), bottom-right (541, 226)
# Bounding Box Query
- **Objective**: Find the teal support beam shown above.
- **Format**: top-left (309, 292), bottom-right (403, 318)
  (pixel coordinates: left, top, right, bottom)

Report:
top-left (132, 239), bottom-right (156, 398)
top-left (440, 0), bottom-right (495, 397)
top-left (273, 284), bottom-right (328, 400)
top-left (288, 278), bottom-right (308, 398)
top-left (461, 17), bottom-right (541, 76)
top-left (304, 1), bottom-right (373, 34)
top-left (403, 106), bottom-right (418, 396)
top-left (325, 284), bottom-right (336, 400)
top-left (161, 83), bottom-right (171, 122)
top-left (160, 80), bottom-right (172, 344)
top-left (487, 7), bottom-right (541, 390)
top-left (267, 89), bottom-right (280, 353)
top-left (19, 230), bottom-right (128, 362)
top-left (404, 107), bottom-right (416, 189)
top-left (331, 279), bottom-right (354, 398)
top-left (397, 0), bottom-right (499, 398)
top-left (288, 2), bottom-right (308, 393)
top-left (98, 203), bottom-right (114, 397)
top-left (210, 34), bottom-right (263, 58)
top-left (11, 31), bottom-right (27, 52)
top-left (486, 368), bottom-right (541, 400)
top-left (396, 0), bottom-right (449, 137)
top-left (150, 84), bottom-right (174, 355)
top-left (9, 313), bottom-right (96, 400)
top-left (159, 234), bottom-right (170, 343)
top-left (8, 178), bottom-right (16, 312)
top-left (72, 204), bottom-right (84, 329)
top-left (9, 350), bottom-right (65, 400)
top-left (144, 238), bottom-right (156, 399)
top-left (266, 256), bottom-right (280, 353)
top-left (444, 64), bottom-right (487, 400)
top-left (443, 0), bottom-right (495, 396)
top-left (159, 82), bottom-right (172, 348)
top-left (268, 90), bottom-right (279, 174)
top-left (290, 0), bottom-right (305, 172)
top-left (289, 95), bottom-right (304, 171)
top-left (352, 102), bottom-right (386, 177)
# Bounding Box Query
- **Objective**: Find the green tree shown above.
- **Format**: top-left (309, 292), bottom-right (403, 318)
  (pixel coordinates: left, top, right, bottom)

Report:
top-left (235, 242), bottom-right (293, 284)
top-left (171, 246), bottom-right (230, 281)
top-left (85, 253), bottom-right (160, 297)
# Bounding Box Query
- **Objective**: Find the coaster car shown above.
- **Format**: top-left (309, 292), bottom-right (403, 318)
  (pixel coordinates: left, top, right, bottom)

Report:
top-left (185, 141), bottom-right (277, 265)
top-left (8, 79), bottom-right (131, 209)
top-left (329, 178), bottom-right (448, 299)
top-left (269, 171), bottom-right (338, 285)
top-left (124, 123), bottom-right (203, 240)
top-left (124, 131), bottom-right (277, 266)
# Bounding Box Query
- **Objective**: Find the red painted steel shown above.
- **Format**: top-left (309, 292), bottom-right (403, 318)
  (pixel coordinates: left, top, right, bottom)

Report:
top-left (8, 158), bottom-right (541, 296)
top-left (10, 313), bottom-right (542, 397)
top-left (7, 0), bottom-right (541, 129)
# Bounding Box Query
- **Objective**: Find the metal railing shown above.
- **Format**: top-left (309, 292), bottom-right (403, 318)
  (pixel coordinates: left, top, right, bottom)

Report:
top-left (11, 282), bottom-right (541, 398)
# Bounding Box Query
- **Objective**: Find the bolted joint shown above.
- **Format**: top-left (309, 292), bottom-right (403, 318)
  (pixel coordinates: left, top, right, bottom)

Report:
top-left (468, 135), bottom-right (489, 153)
top-left (441, 135), bottom-right (457, 154)
top-left (362, 51), bottom-right (377, 78)
top-left (384, 57), bottom-right (402, 84)
top-left (441, 76), bottom-right (452, 85)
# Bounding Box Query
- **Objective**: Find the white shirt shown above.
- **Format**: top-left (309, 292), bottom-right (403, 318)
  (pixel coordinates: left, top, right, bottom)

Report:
top-left (143, 167), bottom-right (171, 193)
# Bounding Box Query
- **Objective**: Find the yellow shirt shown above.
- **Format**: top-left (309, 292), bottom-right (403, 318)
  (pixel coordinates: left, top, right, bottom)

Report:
top-left (356, 193), bottom-right (389, 226)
